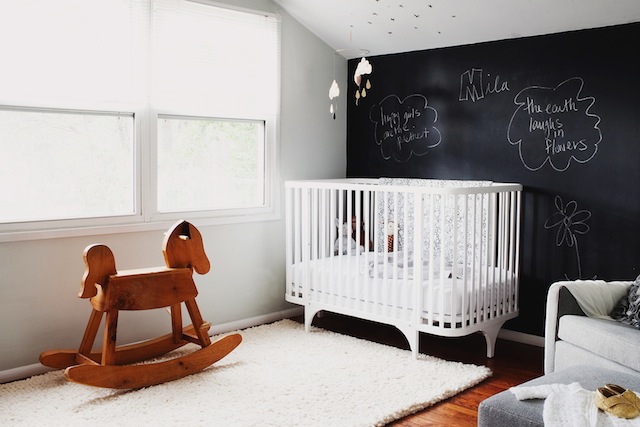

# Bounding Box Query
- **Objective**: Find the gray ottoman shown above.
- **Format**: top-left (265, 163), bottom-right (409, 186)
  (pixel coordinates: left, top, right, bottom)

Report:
top-left (478, 365), bottom-right (640, 427)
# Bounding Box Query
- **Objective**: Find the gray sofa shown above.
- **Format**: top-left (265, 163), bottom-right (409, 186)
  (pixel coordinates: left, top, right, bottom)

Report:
top-left (544, 279), bottom-right (639, 375)
top-left (478, 279), bottom-right (640, 426)
top-left (478, 365), bottom-right (640, 427)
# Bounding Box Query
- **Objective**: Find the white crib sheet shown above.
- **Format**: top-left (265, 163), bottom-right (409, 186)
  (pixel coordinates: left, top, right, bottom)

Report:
top-left (291, 253), bottom-right (515, 318)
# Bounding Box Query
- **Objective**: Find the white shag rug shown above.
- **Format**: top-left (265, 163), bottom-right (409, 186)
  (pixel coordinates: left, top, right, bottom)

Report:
top-left (0, 319), bottom-right (491, 427)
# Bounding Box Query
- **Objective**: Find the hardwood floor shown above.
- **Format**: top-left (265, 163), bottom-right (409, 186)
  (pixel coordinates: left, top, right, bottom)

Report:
top-left (293, 312), bottom-right (544, 426)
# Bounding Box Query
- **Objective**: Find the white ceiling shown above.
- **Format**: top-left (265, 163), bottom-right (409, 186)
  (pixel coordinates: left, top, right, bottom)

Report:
top-left (273, 0), bottom-right (640, 58)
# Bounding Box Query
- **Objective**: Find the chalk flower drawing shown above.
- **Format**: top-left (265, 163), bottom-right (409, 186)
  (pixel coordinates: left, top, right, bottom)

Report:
top-left (544, 195), bottom-right (591, 279)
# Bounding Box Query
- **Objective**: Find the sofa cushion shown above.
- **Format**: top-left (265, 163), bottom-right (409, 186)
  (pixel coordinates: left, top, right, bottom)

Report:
top-left (554, 341), bottom-right (640, 375)
top-left (558, 315), bottom-right (640, 372)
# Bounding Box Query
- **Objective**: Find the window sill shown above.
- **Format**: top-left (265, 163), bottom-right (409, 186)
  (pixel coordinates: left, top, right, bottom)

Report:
top-left (0, 210), bottom-right (280, 243)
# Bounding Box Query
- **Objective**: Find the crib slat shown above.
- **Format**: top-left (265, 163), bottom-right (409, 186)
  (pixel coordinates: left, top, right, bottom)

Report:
top-left (513, 190), bottom-right (522, 312)
top-left (311, 188), bottom-right (318, 262)
top-left (426, 193), bottom-right (436, 327)
top-left (402, 191), bottom-right (410, 320)
top-left (285, 186), bottom-right (293, 298)
top-left (489, 192), bottom-right (497, 319)
top-left (438, 193), bottom-right (446, 329)
top-left (379, 190), bottom-right (389, 316)
top-left (451, 194), bottom-right (459, 330)
top-left (301, 188), bottom-right (312, 303)
top-left (389, 190), bottom-right (399, 318)
top-left (354, 189), bottom-right (361, 312)
top-left (501, 191), bottom-right (509, 316)
top-left (478, 193), bottom-right (485, 324)
top-left (293, 188), bottom-right (301, 295)
top-left (329, 189), bottom-right (337, 305)
top-left (462, 194), bottom-right (469, 328)
top-left (412, 192), bottom-right (424, 358)
top-left (363, 189), bottom-right (371, 313)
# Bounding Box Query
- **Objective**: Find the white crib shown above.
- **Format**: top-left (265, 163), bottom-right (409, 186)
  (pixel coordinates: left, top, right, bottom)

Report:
top-left (285, 178), bottom-right (522, 358)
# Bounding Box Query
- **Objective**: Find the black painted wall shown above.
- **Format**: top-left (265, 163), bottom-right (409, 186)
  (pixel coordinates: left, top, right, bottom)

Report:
top-left (346, 23), bottom-right (640, 336)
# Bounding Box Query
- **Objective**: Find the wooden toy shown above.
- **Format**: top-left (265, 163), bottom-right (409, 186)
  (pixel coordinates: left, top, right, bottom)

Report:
top-left (39, 220), bottom-right (241, 388)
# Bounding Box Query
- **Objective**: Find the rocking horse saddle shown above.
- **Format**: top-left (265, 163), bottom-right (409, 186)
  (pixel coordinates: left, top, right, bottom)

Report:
top-left (39, 220), bottom-right (242, 389)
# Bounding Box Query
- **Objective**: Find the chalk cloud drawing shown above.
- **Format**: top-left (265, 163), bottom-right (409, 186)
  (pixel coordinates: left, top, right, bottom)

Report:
top-left (369, 93), bottom-right (441, 163)
top-left (544, 195), bottom-right (592, 280)
top-left (507, 77), bottom-right (601, 172)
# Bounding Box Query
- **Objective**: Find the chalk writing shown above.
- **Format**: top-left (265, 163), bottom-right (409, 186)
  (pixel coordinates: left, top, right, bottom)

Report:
top-left (459, 68), bottom-right (509, 102)
top-left (507, 77), bottom-right (601, 172)
top-left (544, 195), bottom-right (591, 280)
top-left (369, 94), bottom-right (441, 162)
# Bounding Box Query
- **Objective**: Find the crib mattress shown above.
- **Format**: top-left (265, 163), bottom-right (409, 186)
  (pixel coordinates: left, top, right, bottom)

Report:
top-left (290, 253), bottom-right (516, 318)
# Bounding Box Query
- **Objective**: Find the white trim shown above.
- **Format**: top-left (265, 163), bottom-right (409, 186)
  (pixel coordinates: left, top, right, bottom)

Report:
top-left (498, 328), bottom-right (545, 347)
top-left (209, 307), bottom-right (303, 336)
top-left (0, 364), bottom-right (55, 385)
top-left (0, 209), bottom-right (281, 243)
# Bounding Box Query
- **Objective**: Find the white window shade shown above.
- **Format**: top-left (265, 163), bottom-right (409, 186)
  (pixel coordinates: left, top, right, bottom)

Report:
top-left (0, 0), bottom-right (280, 237)
top-left (153, 0), bottom-right (280, 118)
top-left (0, 0), bottom-right (148, 111)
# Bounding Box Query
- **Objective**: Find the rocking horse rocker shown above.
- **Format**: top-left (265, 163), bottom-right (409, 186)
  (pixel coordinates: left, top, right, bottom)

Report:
top-left (40, 220), bottom-right (242, 389)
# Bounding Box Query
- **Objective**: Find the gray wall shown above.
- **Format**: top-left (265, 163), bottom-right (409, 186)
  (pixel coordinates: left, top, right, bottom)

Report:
top-left (0, 0), bottom-right (347, 372)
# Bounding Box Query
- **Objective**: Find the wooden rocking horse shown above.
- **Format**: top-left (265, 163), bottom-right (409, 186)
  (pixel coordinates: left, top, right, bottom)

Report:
top-left (39, 220), bottom-right (242, 389)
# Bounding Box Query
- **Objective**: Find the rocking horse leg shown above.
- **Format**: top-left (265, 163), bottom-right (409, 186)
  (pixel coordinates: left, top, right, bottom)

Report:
top-left (170, 303), bottom-right (183, 344)
top-left (102, 309), bottom-right (119, 365)
top-left (184, 299), bottom-right (211, 346)
top-left (77, 309), bottom-right (103, 365)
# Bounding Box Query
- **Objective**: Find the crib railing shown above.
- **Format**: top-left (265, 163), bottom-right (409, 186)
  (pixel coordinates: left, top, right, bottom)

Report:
top-left (285, 178), bottom-right (522, 351)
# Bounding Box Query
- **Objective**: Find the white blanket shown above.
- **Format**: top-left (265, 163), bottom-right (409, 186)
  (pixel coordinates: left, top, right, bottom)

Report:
top-left (511, 383), bottom-right (640, 427)
top-left (368, 251), bottom-right (467, 280)
top-left (563, 281), bottom-right (631, 319)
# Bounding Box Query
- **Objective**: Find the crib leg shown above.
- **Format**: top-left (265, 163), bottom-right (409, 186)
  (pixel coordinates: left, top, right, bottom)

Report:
top-left (304, 314), bottom-right (312, 333)
top-left (395, 324), bottom-right (420, 358)
top-left (481, 323), bottom-right (504, 358)
top-left (304, 307), bottom-right (316, 333)
top-left (411, 331), bottom-right (420, 359)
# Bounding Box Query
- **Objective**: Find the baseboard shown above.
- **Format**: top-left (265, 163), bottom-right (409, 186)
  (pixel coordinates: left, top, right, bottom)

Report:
top-left (0, 307), bottom-right (305, 385)
top-left (208, 307), bottom-right (304, 336)
top-left (498, 328), bottom-right (545, 347)
top-left (0, 363), bottom-right (55, 385)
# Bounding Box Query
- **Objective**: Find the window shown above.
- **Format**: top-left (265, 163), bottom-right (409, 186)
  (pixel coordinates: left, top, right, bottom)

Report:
top-left (157, 116), bottom-right (265, 213)
top-left (0, 109), bottom-right (135, 223)
top-left (0, 0), bottom-right (280, 237)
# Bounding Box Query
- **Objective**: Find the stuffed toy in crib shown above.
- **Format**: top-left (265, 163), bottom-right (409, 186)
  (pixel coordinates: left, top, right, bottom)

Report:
top-left (334, 218), bottom-right (364, 255)
top-left (387, 220), bottom-right (397, 252)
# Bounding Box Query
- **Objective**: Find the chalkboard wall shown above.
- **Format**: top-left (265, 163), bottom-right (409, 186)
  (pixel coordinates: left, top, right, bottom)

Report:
top-left (346, 22), bottom-right (640, 336)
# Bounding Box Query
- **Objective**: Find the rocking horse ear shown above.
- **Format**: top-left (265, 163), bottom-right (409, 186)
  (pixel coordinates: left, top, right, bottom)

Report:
top-left (80, 244), bottom-right (117, 299)
top-left (163, 220), bottom-right (210, 274)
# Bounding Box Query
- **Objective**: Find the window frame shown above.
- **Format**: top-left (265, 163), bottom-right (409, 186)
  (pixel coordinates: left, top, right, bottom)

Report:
top-left (0, 1), bottom-right (281, 242)
top-left (148, 109), bottom-right (280, 225)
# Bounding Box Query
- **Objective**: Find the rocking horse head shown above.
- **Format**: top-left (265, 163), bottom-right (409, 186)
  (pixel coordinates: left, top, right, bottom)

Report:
top-left (78, 220), bottom-right (210, 299)
top-left (162, 220), bottom-right (210, 274)
top-left (79, 244), bottom-right (117, 299)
